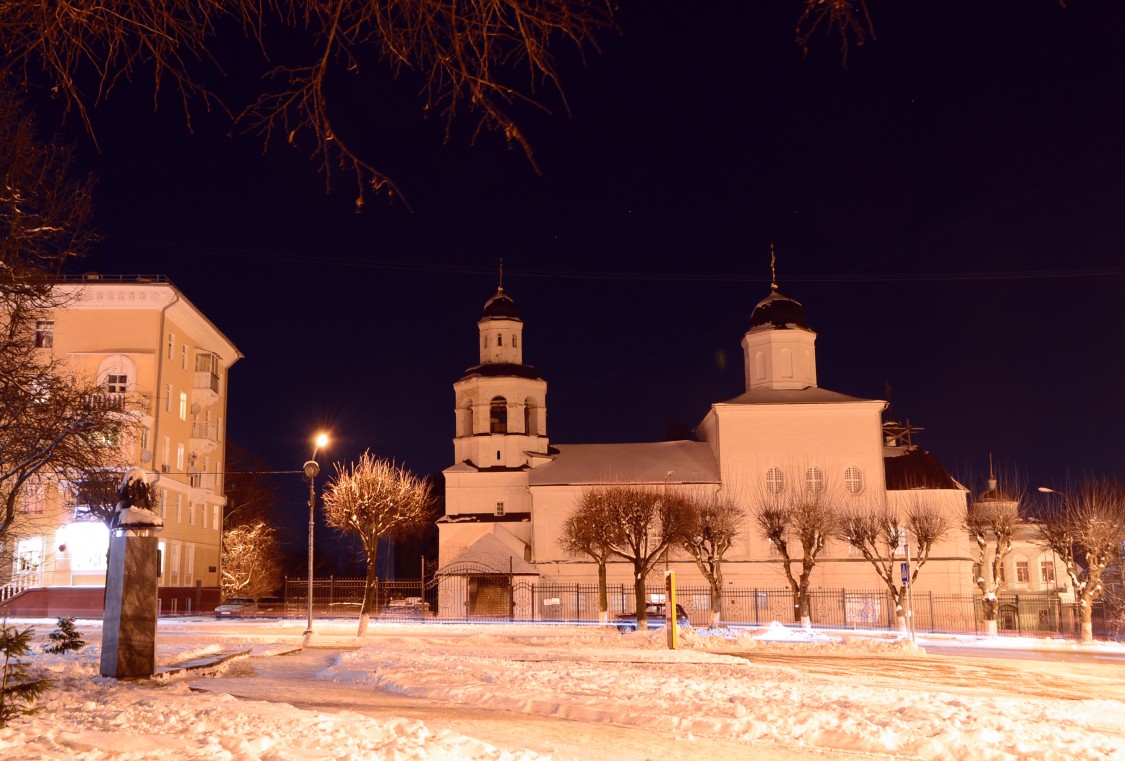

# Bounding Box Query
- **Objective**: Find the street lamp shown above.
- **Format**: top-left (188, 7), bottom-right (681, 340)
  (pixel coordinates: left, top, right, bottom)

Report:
top-left (303, 433), bottom-right (328, 637)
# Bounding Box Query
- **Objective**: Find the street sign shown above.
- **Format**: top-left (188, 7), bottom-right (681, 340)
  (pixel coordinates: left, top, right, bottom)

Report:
top-left (901, 562), bottom-right (910, 586)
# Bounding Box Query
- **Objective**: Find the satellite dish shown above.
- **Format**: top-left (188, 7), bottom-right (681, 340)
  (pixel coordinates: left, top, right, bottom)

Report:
top-left (141, 450), bottom-right (153, 464)
top-left (190, 403), bottom-right (201, 415)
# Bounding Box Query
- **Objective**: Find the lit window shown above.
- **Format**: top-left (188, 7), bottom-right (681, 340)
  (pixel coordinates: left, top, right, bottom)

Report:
top-left (1016, 560), bottom-right (1030, 583)
top-left (176, 444), bottom-right (185, 472)
top-left (35, 320), bottom-right (54, 348)
top-left (805, 467), bottom-right (824, 493)
top-left (179, 392), bottom-right (188, 421)
top-left (175, 494), bottom-right (183, 523)
top-left (844, 466), bottom-right (863, 494)
top-left (765, 467), bottom-right (784, 494)
top-left (213, 505), bottom-right (220, 530)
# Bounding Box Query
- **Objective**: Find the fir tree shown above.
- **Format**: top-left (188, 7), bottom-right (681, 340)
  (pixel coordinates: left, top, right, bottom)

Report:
top-left (44, 617), bottom-right (85, 655)
top-left (1, 621), bottom-right (51, 726)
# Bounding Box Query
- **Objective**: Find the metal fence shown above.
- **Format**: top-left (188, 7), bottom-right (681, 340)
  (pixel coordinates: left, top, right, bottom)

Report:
top-left (283, 576), bottom-right (1111, 638)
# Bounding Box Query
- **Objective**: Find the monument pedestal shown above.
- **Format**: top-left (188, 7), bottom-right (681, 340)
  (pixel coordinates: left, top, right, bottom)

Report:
top-left (100, 527), bottom-right (160, 679)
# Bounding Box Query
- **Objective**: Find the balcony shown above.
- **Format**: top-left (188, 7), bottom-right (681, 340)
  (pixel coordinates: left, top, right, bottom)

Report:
top-left (190, 421), bottom-right (219, 455)
top-left (191, 371), bottom-right (221, 407)
top-left (188, 470), bottom-right (219, 498)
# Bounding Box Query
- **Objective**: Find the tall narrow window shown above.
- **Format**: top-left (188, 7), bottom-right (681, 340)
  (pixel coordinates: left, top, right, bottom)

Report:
top-left (765, 467), bottom-right (784, 494)
top-left (497, 334), bottom-right (503, 346)
top-left (524, 400), bottom-right (538, 436)
top-left (805, 466), bottom-right (824, 493)
top-left (34, 321), bottom-right (54, 348)
top-left (179, 392), bottom-right (188, 421)
top-left (181, 345), bottom-right (188, 370)
top-left (844, 466), bottom-right (863, 494)
top-left (167, 332), bottom-right (175, 359)
top-left (166, 383), bottom-right (173, 412)
top-left (1040, 561), bottom-right (1056, 584)
top-left (512, 334), bottom-right (518, 348)
top-left (490, 397), bottom-right (508, 434)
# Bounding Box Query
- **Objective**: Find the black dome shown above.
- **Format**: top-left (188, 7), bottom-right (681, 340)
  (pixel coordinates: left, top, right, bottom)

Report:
top-left (749, 290), bottom-right (811, 330)
top-left (482, 289), bottom-right (520, 319)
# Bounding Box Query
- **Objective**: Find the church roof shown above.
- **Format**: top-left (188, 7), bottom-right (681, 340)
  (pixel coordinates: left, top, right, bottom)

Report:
top-left (528, 441), bottom-right (720, 486)
top-left (718, 386), bottom-right (876, 405)
top-left (456, 362), bottom-right (542, 382)
top-left (481, 289), bottom-right (520, 320)
top-left (436, 533), bottom-right (539, 576)
top-left (749, 289), bottom-right (811, 331)
top-left (883, 446), bottom-right (960, 490)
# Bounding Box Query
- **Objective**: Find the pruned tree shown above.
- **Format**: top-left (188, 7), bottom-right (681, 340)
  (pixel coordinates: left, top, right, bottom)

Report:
top-left (221, 520), bottom-right (284, 602)
top-left (0, 2), bottom-right (874, 205)
top-left (560, 491), bottom-right (616, 624)
top-left (837, 500), bottom-right (949, 630)
top-left (591, 483), bottom-right (690, 631)
top-left (1036, 481), bottom-right (1125, 643)
top-left (680, 491), bottom-right (744, 628)
top-left (754, 488), bottom-right (838, 628)
top-left (964, 470), bottom-right (1024, 637)
top-left (322, 451), bottom-right (434, 636)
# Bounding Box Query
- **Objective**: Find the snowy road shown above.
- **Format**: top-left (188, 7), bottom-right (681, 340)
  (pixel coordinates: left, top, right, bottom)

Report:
top-left (192, 647), bottom-right (878, 761)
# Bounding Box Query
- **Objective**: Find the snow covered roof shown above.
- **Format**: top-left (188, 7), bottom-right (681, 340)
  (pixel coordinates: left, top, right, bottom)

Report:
top-left (718, 386), bottom-right (874, 405)
top-left (528, 441), bottom-right (720, 486)
top-left (481, 289), bottom-right (520, 320)
top-left (749, 289), bottom-right (811, 331)
top-left (883, 446), bottom-right (960, 490)
top-left (436, 533), bottom-right (539, 576)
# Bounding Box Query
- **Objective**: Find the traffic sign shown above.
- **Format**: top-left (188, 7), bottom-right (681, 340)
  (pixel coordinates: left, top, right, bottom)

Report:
top-left (900, 562), bottom-right (910, 586)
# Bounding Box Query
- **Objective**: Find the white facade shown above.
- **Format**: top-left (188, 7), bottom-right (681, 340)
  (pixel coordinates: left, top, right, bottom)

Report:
top-left (438, 282), bottom-right (979, 608)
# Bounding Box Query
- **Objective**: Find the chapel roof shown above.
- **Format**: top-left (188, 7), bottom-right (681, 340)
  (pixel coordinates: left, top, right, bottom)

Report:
top-left (718, 386), bottom-right (875, 405)
top-left (528, 440), bottom-right (720, 486)
top-left (749, 289), bottom-right (811, 331)
top-left (481, 288), bottom-right (520, 320)
top-left (883, 446), bottom-right (960, 490)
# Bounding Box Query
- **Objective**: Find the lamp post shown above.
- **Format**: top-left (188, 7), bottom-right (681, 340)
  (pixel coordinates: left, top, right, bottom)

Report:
top-left (303, 433), bottom-right (328, 637)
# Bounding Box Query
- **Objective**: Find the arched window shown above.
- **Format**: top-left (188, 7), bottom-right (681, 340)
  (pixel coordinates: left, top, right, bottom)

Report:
top-left (844, 466), bottom-right (863, 494)
top-left (490, 397), bottom-right (508, 434)
top-left (805, 466), bottom-right (824, 493)
top-left (765, 467), bottom-right (784, 494)
top-left (97, 354), bottom-right (136, 394)
top-left (524, 399), bottom-right (537, 435)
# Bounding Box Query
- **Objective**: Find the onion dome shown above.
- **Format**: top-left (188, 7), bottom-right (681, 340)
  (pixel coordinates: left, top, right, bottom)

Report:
top-left (482, 289), bottom-right (520, 320)
top-left (749, 289), bottom-right (811, 330)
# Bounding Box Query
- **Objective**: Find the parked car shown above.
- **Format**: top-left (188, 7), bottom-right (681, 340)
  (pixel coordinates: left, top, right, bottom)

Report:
top-left (214, 597), bottom-right (257, 618)
top-left (614, 602), bottom-right (690, 633)
top-left (379, 597), bottom-right (431, 619)
top-left (215, 596), bottom-right (287, 619)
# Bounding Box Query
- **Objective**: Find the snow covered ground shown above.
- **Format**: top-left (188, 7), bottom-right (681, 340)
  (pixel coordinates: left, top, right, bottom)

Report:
top-left (5, 617), bottom-right (1125, 760)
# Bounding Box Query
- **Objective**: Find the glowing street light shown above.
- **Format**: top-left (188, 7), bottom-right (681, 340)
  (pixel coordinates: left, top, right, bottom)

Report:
top-left (303, 432), bottom-right (328, 638)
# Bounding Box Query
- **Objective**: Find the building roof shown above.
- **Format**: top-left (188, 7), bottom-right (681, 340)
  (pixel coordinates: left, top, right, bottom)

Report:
top-left (436, 533), bottom-right (539, 576)
top-left (528, 441), bottom-right (720, 486)
top-left (456, 362), bottom-right (543, 382)
top-left (883, 446), bottom-right (960, 490)
top-left (749, 289), bottom-right (811, 331)
top-left (481, 289), bottom-right (520, 320)
top-left (717, 386), bottom-right (876, 405)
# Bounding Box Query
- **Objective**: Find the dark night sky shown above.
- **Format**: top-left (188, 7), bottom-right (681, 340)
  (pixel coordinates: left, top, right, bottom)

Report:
top-left (40, 2), bottom-right (1125, 533)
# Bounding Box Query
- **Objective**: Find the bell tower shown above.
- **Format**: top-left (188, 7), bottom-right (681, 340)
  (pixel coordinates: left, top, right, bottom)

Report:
top-left (452, 280), bottom-right (548, 469)
top-left (740, 247), bottom-right (818, 391)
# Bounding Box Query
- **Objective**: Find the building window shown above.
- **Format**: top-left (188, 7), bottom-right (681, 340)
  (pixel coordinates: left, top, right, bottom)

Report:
top-left (998, 563), bottom-right (1007, 584)
top-left (524, 400), bottom-right (537, 436)
top-left (497, 334), bottom-right (502, 346)
top-left (765, 467), bottom-right (784, 494)
top-left (185, 543), bottom-right (195, 585)
top-left (213, 505), bottom-right (220, 530)
top-left (512, 334), bottom-right (517, 348)
top-left (162, 437), bottom-right (170, 471)
top-left (496, 501), bottom-right (505, 516)
top-left (767, 538), bottom-right (781, 557)
top-left (170, 541), bottom-right (181, 576)
top-left (175, 494), bottom-right (183, 523)
top-left (166, 383), bottom-right (173, 412)
top-left (490, 397), bottom-right (508, 434)
top-left (20, 482), bottom-right (46, 514)
top-left (106, 373), bottom-right (128, 393)
top-left (181, 345), bottom-right (188, 370)
top-left (176, 444), bottom-right (185, 472)
top-left (1016, 560), bottom-right (1030, 584)
top-left (179, 392), bottom-right (188, 421)
top-left (1041, 561), bottom-right (1056, 584)
top-left (167, 332), bottom-right (175, 359)
top-left (805, 466), bottom-right (824, 493)
top-left (159, 489), bottom-right (167, 519)
top-left (34, 320), bottom-right (55, 348)
top-left (188, 502), bottom-right (195, 526)
top-left (844, 466), bottom-right (863, 494)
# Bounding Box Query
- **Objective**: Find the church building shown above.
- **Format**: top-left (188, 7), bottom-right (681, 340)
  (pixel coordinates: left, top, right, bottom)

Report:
top-left (437, 276), bottom-right (976, 620)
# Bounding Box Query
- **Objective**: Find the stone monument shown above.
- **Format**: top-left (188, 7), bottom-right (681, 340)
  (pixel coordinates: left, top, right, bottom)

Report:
top-left (100, 468), bottom-right (163, 678)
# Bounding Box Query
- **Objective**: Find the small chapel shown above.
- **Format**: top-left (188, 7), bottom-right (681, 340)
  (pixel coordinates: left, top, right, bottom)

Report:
top-left (435, 270), bottom-right (978, 618)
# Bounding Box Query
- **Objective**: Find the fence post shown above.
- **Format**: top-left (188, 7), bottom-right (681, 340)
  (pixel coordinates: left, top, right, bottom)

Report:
top-left (1015, 595), bottom-right (1022, 636)
top-left (753, 589), bottom-right (760, 625)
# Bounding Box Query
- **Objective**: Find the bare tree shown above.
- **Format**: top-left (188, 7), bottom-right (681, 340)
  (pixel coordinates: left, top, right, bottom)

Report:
top-left (680, 491), bottom-right (744, 628)
top-left (0, 3), bottom-right (876, 205)
top-left (589, 483), bottom-right (689, 630)
top-left (837, 500), bottom-right (949, 631)
top-left (322, 451), bottom-right (434, 636)
top-left (223, 443), bottom-right (282, 529)
top-left (754, 488), bottom-right (838, 628)
top-left (1036, 481), bottom-right (1125, 643)
top-left (964, 470), bottom-right (1024, 637)
top-left (221, 520), bottom-right (284, 602)
top-left (559, 490), bottom-right (615, 624)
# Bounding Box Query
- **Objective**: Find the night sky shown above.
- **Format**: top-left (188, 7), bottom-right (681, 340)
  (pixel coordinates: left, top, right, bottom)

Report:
top-left (40, 2), bottom-right (1125, 534)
